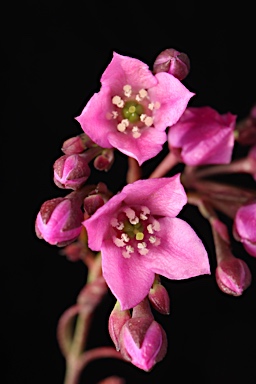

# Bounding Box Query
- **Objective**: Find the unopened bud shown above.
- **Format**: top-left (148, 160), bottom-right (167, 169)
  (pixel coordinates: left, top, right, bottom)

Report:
top-left (119, 298), bottom-right (167, 371)
top-left (35, 197), bottom-right (84, 247)
top-left (108, 301), bottom-right (131, 351)
top-left (53, 153), bottom-right (91, 190)
top-left (233, 200), bottom-right (256, 257)
top-left (215, 257), bottom-right (252, 296)
top-left (94, 149), bottom-right (115, 171)
top-left (148, 278), bottom-right (170, 315)
top-left (153, 48), bottom-right (190, 80)
top-left (61, 133), bottom-right (95, 155)
top-left (83, 194), bottom-right (105, 216)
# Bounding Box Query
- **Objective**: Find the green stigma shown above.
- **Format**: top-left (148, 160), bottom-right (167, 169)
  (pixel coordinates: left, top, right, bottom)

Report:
top-left (122, 101), bottom-right (144, 123)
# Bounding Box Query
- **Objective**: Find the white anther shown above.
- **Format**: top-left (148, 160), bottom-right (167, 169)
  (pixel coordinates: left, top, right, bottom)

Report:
top-left (122, 244), bottom-right (134, 258)
top-left (121, 233), bottom-right (130, 242)
top-left (130, 216), bottom-right (139, 225)
top-left (106, 112), bottom-right (113, 120)
top-left (113, 236), bottom-right (125, 247)
top-left (149, 235), bottom-right (156, 244)
top-left (135, 94), bottom-right (142, 102)
top-left (148, 103), bottom-right (154, 111)
top-left (123, 84), bottom-right (132, 97)
top-left (141, 206), bottom-right (150, 215)
top-left (117, 122), bottom-right (127, 132)
top-left (139, 89), bottom-right (148, 98)
top-left (132, 126), bottom-right (141, 139)
top-left (147, 224), bottom-right (154, 234)
top-left (112, 111), bottom-right (118, 119)
top-left (140, 114), bottom-right (146, 122)
top-left (144, 116), bottom-right (153, 127)
top-left (152, 220), bottom-right (161, 231)
top-left (122, 250), bottom-right (132, 258)
top-left (116, 222), bottom-right (124, 230)
top-left (138, 242), bottom-right (147, 250)
top-left (154, 101), bottom-right (161, 109)
top-left (112, 95), bottom-right (122, 105)
top-left (123, 207), bottom-right (136, 220)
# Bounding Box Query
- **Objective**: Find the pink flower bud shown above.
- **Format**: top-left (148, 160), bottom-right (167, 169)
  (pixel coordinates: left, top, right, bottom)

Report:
top-left (53, 153), bottom-right (91, 190)
top-left (148, 278), bottom-right (170, 315)
top-left (83, 194), bottom-right (105, 216)
top-left (108, 301), bottom-right (131, 351)
top-left (153, 48), bottom-right (190, 80)
top-left (118, 298), bottom-right (167, 371)
top-left (61, 133), bottom-right (95, 155)
top-left (119, 317), bottom-right (167, 372)
top-left (35, 197), bottom-right (84, 247)
top-left (248, 145), bottom-right (256, 181)
top-left (215, 257), bottom-right (252, 296)
top-left (94, 149), bottom-right (115, 171)
top-left (233, 200), bottom-right (256, 256)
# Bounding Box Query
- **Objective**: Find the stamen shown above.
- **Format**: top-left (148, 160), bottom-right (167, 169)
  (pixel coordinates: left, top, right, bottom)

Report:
top-left (130, 216), bottom-right (139, 225)
top-left (117, 121), bottom-right (127, 132)
top-left (138, 241), bottom-right (149, 255)
top-left (154, 101), bottom-right (161, 109)
top-left (132, 126), bottom-right (141, 138)
top-left (140, 206), bottom-right (150, 220)
top-left (144, 116), bottom-right (153, 127)
top-left (112, 95), bottom-right (124, 108)
top-left (123, 84), bottom-right (132, 97)
top-left (123, 207), bottom-right (136, 220)
top-left (113, 236), bottom-right (125, 247)
top-left (139, 89), bottom-right (148, 98)
top-left (152, 220), bottom-right (161, 231)
top-left (121, 233), bottom-right (130, 242)
top-left (110, 218), bottom-right (118, 227)
top-left (149, 235), bottom-right (156, 244)
top-left (147, 224), bottom-right (154, 234)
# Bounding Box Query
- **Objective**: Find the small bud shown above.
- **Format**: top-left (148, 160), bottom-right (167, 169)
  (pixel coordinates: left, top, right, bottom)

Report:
top-left (61, 133), bottom-right (95, 155)
top-left (119, 299), bottom-right (167, 371)
top-left (94, 149), bottom-right (115, 171)
top-left (53, 153), bottom-right (91, 190)
top-left (215, 257), bottom-right (252, 296)
top-left (108, 301), bottom-right (131, 351)
top-left (83, 194), bottom-right (105, 216)
top-left (153, 48), bottom-right (190, 80)
top-left (35, 197), bottom-right (84, 247)
top-left (148, 278), bottom-right (170, 315)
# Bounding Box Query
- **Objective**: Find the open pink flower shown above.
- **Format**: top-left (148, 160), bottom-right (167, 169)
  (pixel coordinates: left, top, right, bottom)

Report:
top-left (233, 201), bottom-right (256, 257)
top-left (75, 52), bottom-right (194, 165)
top-left (168, 106), bottom-right (237, 165)
top-left (83, 174), bottom-right (210, 310)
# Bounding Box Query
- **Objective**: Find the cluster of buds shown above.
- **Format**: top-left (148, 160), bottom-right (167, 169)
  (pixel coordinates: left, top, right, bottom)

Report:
top-left (108, 292), bottom-right (169, 372)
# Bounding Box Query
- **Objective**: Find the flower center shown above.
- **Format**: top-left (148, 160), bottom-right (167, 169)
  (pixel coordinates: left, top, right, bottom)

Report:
top-left (110, 205), bottom-right (161, 258)
top-left (106, 84), bottom-right (160, 139)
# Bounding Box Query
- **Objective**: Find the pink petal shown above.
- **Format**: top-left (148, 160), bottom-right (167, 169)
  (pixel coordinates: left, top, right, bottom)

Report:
top-left (83, 192), bottom-right (126, 250)
top-left (146, 217), bottom-right (210, 279)
top-left (243, 240), bottom-right (256, 257)
top-left (149, 72), bottom-right (195, 131)
top-left (108, 128), bottom-right (167, 166)
top-left (75, 86), bottom-right (114, 148)
top-left (235, 203), bottom-right (256, 242)
top-left (101, 52), bottom-right (157, 94)
top-left (123, 174), bottom-right (187, 217)
top-left (101, 240), bottom-right (155, 310)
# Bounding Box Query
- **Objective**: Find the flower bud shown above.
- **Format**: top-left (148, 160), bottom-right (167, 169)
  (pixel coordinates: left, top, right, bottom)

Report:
top-left (94, 149), bottom-right (115, 171)
top-left (148, 277), bottom-right (170, 315)
top-left (233, 200), bottom-right (256, 257)
top-left (153, 48), bottom-right (190, 80)
top-left (119, 298), bottom-right (167, 371)
top-left (83, 194), bottom-right (105, 216)
top-left (248, 145), bottom-right (256, 181)
top-left (215, 257), bottom-right (252, 296)
top-left (53, 153), bottom-right (91, 190)
top-left (108, 301), bottom-right (131, 351)
top-left (61, 133), bottom-right (95, 155)
top-left (35, 197), bottom-right (84, 247)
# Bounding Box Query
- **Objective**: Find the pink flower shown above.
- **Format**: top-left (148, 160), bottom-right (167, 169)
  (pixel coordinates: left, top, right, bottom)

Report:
top-left (75, 52), bottom-right (194, 165)
top-left (168, 106), bottom-right (237, 165)
top-left (83, 174), bottom-right (210, 310)
top-left (233, 201), bottom-right (256, 257)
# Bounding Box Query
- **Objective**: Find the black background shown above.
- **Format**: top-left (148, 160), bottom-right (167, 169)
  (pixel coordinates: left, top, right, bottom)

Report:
top-left (2, 2), bottom-right (256, 384)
